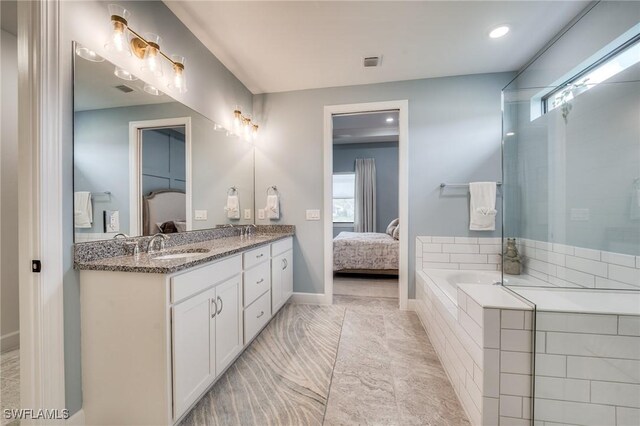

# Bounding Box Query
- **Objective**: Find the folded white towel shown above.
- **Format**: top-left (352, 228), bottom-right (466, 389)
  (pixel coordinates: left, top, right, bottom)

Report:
top-left (265, 194), bottom-right (280, 220)
top-left (469, 182), bottom-right (497, 231)
top-left (225, 195), bottom-right (240, 219)
top-left (74, 191), bottom-right (93, 228)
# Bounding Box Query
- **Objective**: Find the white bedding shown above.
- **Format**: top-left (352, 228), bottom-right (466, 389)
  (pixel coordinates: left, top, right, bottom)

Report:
top-left (333, 232), bottom-right (399, 271)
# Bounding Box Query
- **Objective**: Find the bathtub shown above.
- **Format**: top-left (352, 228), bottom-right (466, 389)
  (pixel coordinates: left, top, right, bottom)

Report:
top-left (417, 269), bottom-right (501, 318)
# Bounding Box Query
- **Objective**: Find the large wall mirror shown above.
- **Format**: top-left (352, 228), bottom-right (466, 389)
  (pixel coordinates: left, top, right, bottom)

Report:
top-left (73, 43), bottom-right (255, 242)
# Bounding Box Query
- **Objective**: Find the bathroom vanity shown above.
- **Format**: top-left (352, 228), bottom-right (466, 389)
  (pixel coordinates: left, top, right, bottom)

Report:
top-left (75, 231), bottom-right (293, 425)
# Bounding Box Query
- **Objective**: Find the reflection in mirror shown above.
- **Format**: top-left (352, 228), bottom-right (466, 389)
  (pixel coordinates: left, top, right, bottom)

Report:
top-left (73, 42), bottom-right (255, 242)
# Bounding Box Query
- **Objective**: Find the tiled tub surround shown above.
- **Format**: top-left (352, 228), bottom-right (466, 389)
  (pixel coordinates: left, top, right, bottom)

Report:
top-left (74, 225), bottom-right (294, 273)
top-left (512, 239), bottom-right (640, 290)
top-left (510, 287), bottom-right (640, 426)
top-left (415, 268), bottom-right (533, 425)
top-left (416, 236), bottom-right (503, 271)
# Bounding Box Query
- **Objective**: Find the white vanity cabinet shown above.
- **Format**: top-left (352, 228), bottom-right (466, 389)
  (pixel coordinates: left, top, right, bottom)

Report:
top-left (79, 236), bottom-right (294, 426)
top-left (271, 238), bottom-right (293, 312)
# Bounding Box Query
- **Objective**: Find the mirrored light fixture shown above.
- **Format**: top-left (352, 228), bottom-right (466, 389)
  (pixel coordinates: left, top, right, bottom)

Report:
top-left (114, 66), bottom-right (137, 81)
top-left (143, 83), bottom-right (162, 96)
top-left (231, 106), bottom-right (259, 141)
top-left (105, 4), bottom-right (131, 55)
top-left (104, 4), bottom-right (187, 93)
top-left (75, 45), bottom-right (105, 62)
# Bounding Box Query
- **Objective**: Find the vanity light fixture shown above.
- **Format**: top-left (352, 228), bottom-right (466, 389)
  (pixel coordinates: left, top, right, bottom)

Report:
top-left (75, 45), bottom-right (105, 62)
top-left (231, 106), bottom-right (259, 141)
top-left (104, 4), bottom-right (187, 92)
top-left (489, 25), bottom-right (510, 39)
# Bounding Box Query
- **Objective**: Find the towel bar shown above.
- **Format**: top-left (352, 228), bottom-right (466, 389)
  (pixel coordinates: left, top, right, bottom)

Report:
top-left (440, 182), bottom-right (502, 188)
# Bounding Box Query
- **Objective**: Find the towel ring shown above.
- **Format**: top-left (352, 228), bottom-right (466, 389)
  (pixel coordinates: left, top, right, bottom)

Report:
top-left (227, 186), bottom-right (238, 196)
top-left (267, 185), bottom-right (279, 196)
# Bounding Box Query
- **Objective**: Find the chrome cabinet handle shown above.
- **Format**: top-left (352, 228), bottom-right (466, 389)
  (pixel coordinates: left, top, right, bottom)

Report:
top-left (257, 311), bottom-right (264, 318)
top-left (285, 259), bottom-right (288, 268)
top-left (256, 253), bottom-right (264, 259)
top-left (217, 296), bottom-right (223, 315)
top-left (257, 278), bottom-right (264, 284)
top-left (282, 259), bottom-right (286, 270)
top-left (211, 298), bottom-right (217, 318)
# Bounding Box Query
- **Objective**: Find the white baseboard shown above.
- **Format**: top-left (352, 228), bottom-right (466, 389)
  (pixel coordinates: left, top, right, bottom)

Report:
top-left (66, 408), bottom-right (85, 425)
top-left (290, 292), bottom-right (330, 305)
top-left (1, 331), bottom-right (19, 352)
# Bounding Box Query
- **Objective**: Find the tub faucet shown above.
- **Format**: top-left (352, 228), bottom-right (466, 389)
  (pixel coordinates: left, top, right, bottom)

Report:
top-left (147, 233), bottom-right (169, 253)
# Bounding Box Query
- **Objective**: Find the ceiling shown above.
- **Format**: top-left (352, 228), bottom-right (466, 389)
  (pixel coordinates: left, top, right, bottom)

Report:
top-left (74, 52), bottom-right (172, 111)
top-left (165, 1), bottom-right (589, 94)
top-left (333, 111), bottom-right (399, 144)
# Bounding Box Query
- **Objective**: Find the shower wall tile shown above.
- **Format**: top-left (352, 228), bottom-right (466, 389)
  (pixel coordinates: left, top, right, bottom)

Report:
top-left (416, 236), bottom-right (502, 271)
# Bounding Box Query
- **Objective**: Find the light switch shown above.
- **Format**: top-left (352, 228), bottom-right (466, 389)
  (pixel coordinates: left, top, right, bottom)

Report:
top-left (306, 209), bottom-right (320, 220)
top-left (244, 209), bottom-right (251, 220)
top-left (258, 209), bottom-right (266, 220)
top-left (194, 210), bottom-right (208, 220)
top-left (104, 210), bottom-right (120, 232)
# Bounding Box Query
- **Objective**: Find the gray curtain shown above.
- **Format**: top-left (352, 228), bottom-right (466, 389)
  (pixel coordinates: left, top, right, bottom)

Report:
top-left (354, 158), bottom-right (376, 232)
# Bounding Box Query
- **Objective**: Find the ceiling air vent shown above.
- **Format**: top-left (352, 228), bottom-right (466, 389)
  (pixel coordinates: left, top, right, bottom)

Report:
top-left (363, 56), bottom-right (381, 68)
top-left (115, 84), bottom-right (134, 93)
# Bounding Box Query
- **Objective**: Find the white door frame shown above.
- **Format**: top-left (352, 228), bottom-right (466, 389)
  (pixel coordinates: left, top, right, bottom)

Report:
top-left (323, 100), bottom-right (409, 310)
top-left (17, 0), bottom-right (67, 417)
top-left (128, 117), bottom-right (192, 236)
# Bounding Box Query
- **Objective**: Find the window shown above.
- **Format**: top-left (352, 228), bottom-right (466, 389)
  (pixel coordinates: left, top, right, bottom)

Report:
top-left (333, 173), bottom-right (355, 223)
top-left (543, 35), bottom-right (640, 113)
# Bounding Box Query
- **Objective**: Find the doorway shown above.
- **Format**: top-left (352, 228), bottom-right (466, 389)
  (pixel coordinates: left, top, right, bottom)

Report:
top-left (323, 101), bottom-right (409, 309)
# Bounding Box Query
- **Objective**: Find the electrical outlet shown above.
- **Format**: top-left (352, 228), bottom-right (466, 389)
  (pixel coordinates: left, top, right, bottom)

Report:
top-left (194, 210), bottom-right (208, 220)
top-left (258, 209), bottom-right (266, 220)
top-left (244, 209), bottom-right (251, 220)
top-left (306, 209), bottom-right (320, 221)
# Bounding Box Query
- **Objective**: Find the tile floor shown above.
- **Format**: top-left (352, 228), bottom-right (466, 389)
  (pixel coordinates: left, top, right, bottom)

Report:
top-left (183, 277), bottom-right (469, 425)
top-left (1, 349), bottom-right (20, 426)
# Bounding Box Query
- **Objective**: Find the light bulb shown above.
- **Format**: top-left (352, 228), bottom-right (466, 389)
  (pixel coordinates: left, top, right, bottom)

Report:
top-left (243, 116), bottom-right (252, 139)
top-left (233, 106), bottom-right (243, 132)
top-left (105, 4), bottom-right (131, 55)
top-left (141, 33), bottom-right (163, 77)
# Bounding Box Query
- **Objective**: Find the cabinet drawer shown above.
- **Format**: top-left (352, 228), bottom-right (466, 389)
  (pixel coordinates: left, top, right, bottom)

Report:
top-left (244, 261), bottom-right (270, 307)
top-left (243, 245), bottom-right (270, 270)
top-left (171, 255), bottom-right (242, 304)
top-left (271, 237), bottom-right (293, 257)
top-left (244, 291), bottom-right (271, 344)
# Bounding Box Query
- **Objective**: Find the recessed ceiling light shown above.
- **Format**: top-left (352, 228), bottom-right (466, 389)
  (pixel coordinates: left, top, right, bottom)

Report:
top-left (386, 117), bottom-right (394, 123)
top-left (506, 131), bottom-right (515, 136)
top-left (489, 26), bottom-right (510, 39)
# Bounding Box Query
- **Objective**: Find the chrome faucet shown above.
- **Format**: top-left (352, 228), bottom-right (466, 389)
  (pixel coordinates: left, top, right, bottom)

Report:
top-left (113, 233), bottom-right (130, 239)
top-left (147, 233), bottom-right (169, 253)
top-left (247, 224), bottom-right (257, 236)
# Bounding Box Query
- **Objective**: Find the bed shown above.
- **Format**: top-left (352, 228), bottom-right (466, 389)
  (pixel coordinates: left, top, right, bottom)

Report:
top-left (143, 189), bottom-right (187, 236)
top-left (333, 231), bottom-right (399, 275)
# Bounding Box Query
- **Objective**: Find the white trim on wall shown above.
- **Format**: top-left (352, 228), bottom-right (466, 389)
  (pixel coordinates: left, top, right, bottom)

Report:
top-left (17, 0), bottom-right (67, 413)
top-left (323, 100), bottom-right (409, 309)
top-left (128, 117), bottom-right (192, 236)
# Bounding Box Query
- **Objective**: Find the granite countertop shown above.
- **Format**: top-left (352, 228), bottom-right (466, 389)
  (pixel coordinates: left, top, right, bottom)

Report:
top-left (75, 233), bottom-right (293, 274)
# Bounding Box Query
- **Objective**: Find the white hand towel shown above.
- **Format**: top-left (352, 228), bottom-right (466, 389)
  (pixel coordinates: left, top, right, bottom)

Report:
top-left (74, 191), bottom-right (93, 228)
top-left (265, 194), bottom-right (280, 220)
top-left (469, 182), bottom-right (497, 231)
top-left (225, 195), bottom-right (240, 219)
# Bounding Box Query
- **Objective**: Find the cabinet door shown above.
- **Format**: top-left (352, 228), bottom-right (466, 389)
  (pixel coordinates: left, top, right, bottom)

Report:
top-left (282, 250), bottom-right (293, 302)
top-left (271, 253), bottom-right (284, 312)
top-left (215, 276), bottom-right (243, 374)
top-left (172, 287), bottom-right (216, 418)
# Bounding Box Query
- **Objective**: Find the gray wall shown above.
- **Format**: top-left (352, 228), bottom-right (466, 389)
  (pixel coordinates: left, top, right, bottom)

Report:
top-left (333, 142), bottom-right (399, 237)
top-left (1, 29), bottom-right (19, 352)
top-left (61, 0), bottom-right (254, 414)
top-left (254, 72), bottom-right (512, 297)
top-left (504, 1), bottom-right (640, 255)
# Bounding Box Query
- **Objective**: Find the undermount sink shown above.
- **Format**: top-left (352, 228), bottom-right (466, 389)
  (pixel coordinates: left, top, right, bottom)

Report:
top-left (152, 248), bottom-right (210, 261)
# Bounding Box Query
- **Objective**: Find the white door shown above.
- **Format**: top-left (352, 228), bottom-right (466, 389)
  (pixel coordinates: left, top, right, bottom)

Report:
top-left (172, 286), bottom-right (216, 419)
top-left (282, 250), bottom-right (293, 302)
top-left (215, 276), bottom-right (243, 373)
top-left (271, 253), bottom-right (284, 312)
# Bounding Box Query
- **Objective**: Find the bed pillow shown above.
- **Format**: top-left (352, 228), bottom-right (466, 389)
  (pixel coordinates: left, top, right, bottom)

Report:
top-left (392, 225), bottom-right (400, 240)
top-left (386, 218), bottom-right (399, 236)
